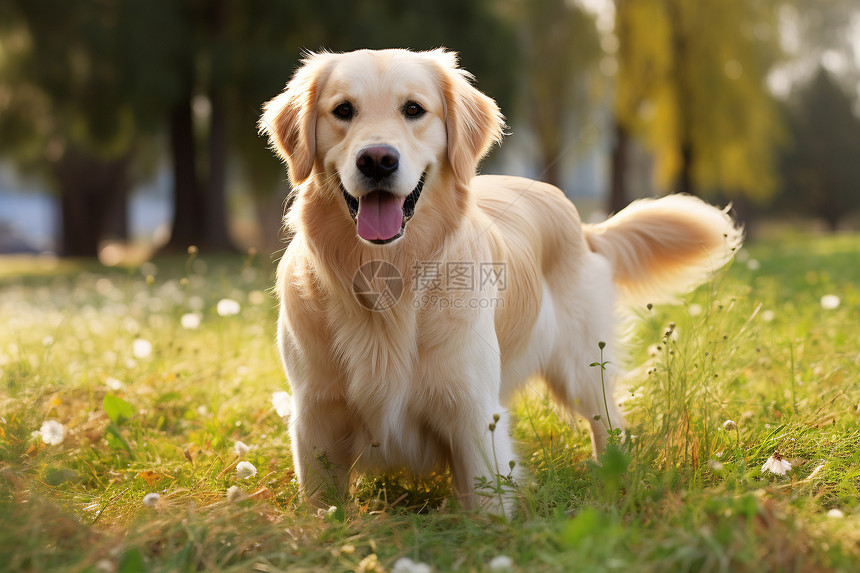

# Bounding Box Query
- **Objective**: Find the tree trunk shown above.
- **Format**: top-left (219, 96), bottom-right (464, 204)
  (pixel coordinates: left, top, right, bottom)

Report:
top-left (609, 120), bottom-right (630, 213)
top-left (201, 0), bottom-right (237, 253)
top-left (667, 0), bottom-right (696, 197)
top-left (162, 98), bottom-right (204, 253)
top-left (205, 89), bottom-right (237, 252)
top-left (55, 149), bottom-right (130, 258)
top-left (677, 139), bottom-right (695, 196)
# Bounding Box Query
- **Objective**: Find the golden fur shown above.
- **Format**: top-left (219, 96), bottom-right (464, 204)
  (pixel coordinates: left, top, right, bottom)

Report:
top-left (260, 48), bottom-right (742, 515)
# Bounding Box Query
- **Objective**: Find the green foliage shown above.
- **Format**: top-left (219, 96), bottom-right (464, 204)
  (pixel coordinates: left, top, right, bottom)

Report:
top-left (1, 234), bottom-right (860, 570)
top-left (103, 394), bottom-right (135, 425)
top-left (779, 68), bottom-right (860, 229)
top-left (614, 0), bottom-right (785, 198)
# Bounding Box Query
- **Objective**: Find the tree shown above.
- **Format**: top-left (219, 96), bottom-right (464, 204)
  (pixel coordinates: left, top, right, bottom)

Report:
top-left (609, 0), bottom-right (784, 209)
top-left (502, 0), bottom-right (602, 189)
top-left (780, 68), bottom-right (860, 230)
top-left (0, 0), bottom-right (186, 257)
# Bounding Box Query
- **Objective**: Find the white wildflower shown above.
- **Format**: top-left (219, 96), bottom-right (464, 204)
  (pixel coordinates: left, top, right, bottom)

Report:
top-left (216, 298), bottom-right (241, 316)
top-left (226, 485), bottom-right (245, 502)
top-left (393, 557), bottom-right (433, 573)
top-left (142, 492), bottom-right (160, 507)
top-left (236, 461), bottom-right (257, 479)
top-left (132, 338), bottom-right (152, 359)
top-left (827, 508), bottom-right (844, 519)
top-left (234, 440), bottom-right (250, 458)
top-left (40, 419), bottom-right (66, 445)
top-left (105, 377), bottom-right (124, 390)
top-left (180, 312), bottom-right (201, 330)
top-left (317, 505), bottom-right (338, 518)
top-left (820, 295), bottom-right (840, 310)
top-left (94, 558), bottom-right (115, 573)
top-left (489, 555), bottom-right (514, 571)
top-left (761, 309), bottom-right (775, 322)
top-left (761, 452), bottom-right (792, 476)
top-left (272, 391), bottom-right (293, 418)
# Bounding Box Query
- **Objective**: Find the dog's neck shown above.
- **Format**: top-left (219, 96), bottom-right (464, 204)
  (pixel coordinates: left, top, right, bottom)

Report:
top-left (292, 171), bottom-right (474, 293)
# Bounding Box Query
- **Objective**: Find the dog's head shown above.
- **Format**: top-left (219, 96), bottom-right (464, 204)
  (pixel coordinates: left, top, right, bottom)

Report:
top-left (260, 49), bottom-right (504, 245)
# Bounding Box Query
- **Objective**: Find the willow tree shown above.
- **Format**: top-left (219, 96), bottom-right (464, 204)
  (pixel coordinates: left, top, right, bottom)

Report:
top-left (611, 0), bottom-right (784, 209)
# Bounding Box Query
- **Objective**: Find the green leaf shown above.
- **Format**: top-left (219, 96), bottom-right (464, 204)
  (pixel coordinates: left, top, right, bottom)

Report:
top-left (117, 548), bottom-right (145, 573)
top-left (562, 508), bottom-right (601, 546)
top-left (103, 394), bottom-right (135, 425)
top-left (105, 423), bottom-right (133, 454)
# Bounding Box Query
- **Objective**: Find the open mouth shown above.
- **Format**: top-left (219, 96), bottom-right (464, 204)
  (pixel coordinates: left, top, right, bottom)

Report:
top-left (341, 173), bottom-right (426, 245)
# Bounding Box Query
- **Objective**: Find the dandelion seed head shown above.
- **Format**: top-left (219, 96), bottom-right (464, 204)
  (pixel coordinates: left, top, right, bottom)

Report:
top-left (762, 309), bottom-right (775, 322)
top-left (820, 294), bottom-right (840, 310)
top-left (180, 312), bottom-right (201, 330)
top-left (40, 419), bottom-right (66, 445)
top-left (827, 508), bottom-right (844, 519)
top-left (688, 303), bottom-right (702, 317)
top-left (142, 492), bottom-right (160, 507)
top-left (236, 461), bottom-right (257, 479)
top-left (723, 420), bottom-right (737, 431)
top-left (272, 391), bottom-right (293, 418)
top-left (216, 298), bottom-right (241, 316)
top-left (226, 485), bottom-right (244, 502)
top-left (132, 338), bottom-right (152, 359)
top-left (393, 557), bottom-right (433, 573)
top-left (489, 555), bottom-right (514, 571)
top-left (188, 296), bottom-right (204, 311)
top-left (234, 440), bottom-right (250, 458)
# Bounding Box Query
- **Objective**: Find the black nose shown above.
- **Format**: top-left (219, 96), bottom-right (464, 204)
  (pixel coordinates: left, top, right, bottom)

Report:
top-left (357, 145), bottom-right (399, 180)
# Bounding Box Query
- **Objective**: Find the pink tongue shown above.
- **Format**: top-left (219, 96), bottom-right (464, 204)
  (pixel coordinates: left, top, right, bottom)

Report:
top-left (356, 191), bottom-right (404, 241)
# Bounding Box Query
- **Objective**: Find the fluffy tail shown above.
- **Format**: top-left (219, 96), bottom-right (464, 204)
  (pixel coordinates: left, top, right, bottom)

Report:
top-left (583, 194), bottom-right (743, 305)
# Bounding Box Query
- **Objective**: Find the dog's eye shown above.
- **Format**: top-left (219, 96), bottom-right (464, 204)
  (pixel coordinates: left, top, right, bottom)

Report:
top-left (333, 102), bottom-right (354, 120)
top-left (403, 101), bottom-right (425, 119)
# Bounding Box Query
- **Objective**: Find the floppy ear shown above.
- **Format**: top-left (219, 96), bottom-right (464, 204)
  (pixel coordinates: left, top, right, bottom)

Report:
top-left (433, 51), bottom-right (505, 183)
top-left (259, 53), bottom-right (334, 187)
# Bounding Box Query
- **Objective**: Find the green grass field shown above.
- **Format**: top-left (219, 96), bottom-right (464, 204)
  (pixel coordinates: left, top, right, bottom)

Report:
top-left (1, 233), bottom-right (859, 572)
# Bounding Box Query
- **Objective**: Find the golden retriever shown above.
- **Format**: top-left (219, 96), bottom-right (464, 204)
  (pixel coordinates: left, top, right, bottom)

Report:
top-left (260, 48), bottom-right (742, 515)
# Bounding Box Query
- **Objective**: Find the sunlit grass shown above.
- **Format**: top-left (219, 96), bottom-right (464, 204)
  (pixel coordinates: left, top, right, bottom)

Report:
top-left (1, 233), bottom-right (859, 572)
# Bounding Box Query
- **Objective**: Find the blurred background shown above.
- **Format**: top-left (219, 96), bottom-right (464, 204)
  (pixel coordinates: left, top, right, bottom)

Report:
top-left (0, 0), bottom-right (858, 262)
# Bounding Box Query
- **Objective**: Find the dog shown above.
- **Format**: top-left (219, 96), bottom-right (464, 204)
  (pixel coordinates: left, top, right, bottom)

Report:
top-left (260, 48), bottom-right (742, 515)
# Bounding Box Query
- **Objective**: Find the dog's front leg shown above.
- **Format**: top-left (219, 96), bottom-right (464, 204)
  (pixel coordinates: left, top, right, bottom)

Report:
top-left (449, 406), bottom-right (521, 518)
top-left (430, 315), bottom-right (522, 518)
top-left (289, 397), bottom-right (354, 508)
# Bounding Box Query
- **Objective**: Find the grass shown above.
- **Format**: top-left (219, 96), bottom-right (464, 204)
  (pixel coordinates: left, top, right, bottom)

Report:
top-left (1, 232), bottom-right (859, 572)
